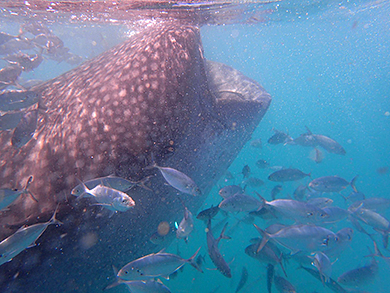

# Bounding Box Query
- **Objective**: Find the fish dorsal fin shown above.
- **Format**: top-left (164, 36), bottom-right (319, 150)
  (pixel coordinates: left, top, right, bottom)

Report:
top-left (157, 248), bottom-right (166, 254)
top-left (305, 125), bottom-right (313, 135)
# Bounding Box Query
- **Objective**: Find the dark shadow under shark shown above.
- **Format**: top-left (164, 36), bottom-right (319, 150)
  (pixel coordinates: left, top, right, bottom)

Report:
top-left (0, 19), bottom-right (271, 292)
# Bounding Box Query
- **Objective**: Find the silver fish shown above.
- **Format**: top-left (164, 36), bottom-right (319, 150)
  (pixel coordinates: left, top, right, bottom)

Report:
top-left (242, 177), bottom-right (264, 187)
top-left (219, 193), bottom-right (263, 213)
top-left (268, 168), bottom-right (311, 182)
top-left (0, 90), bottom-right (40, 112)
top-left (323, 228), bottom-right (353, 258)
top-left (196, 205), bottom-right (220, 222)
top-left (71, 175), bottom-right (138, 196)
top-left (313, 134), bottom-right (346, 155)
top-left (255, 224), bottom-right (339, 255)
top-left (0, 206), bottom-right (61, 266)
top-left (116, 247), bottom-right (202, 281)
top-left (309, 175), bottom-right (358, 193)
top-left (268, 128), bottom-right (292, 145)
top-left (300, 265), bottom-right (348, 293)
top-left (245, 241), bottom-right (286, 276)
top-left (263, 197), bottom-right (329, 224)
top-left (235, 266), bottom-right (248, 293)
top-left (207, 220), bottom-right (231, 278)
top-left (0, 111), bottom-right (23, 130)
top-left (0, 176), bottom-right (37, 211)
top-left (337, 257), bottom-right (377, 287)
top-left (72, 181), bottom-right (135, 213)
top-left (123, 280), bottom-right (171, 293)
top-left (154, 165), bottom-right (201, 196)
top-left (312, 251), bottom-right (332, 285)
top-left (219, 185), bottom-right (243, 198)
top-left (307, 197), bottom-right (334, 209)
top-left (350, 207), bottom-right (390, 232)
top-left (349, 197), bottom-right (390, 213)
top-left (11, 109), bottom-right (38, 148)
top-left (176, 207), bottom-right (194, 240)
top-left (274, 275), bottom-right (296, 293)
top-left (321, 207), bottom-right (349, 224)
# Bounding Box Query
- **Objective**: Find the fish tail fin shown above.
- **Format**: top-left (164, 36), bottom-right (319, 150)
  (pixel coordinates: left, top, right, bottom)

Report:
top-left (132, 175), bottom-right (154, 192)
top-left (278, 253), bottom-right (287, 278)
top-left (22, 176), bottom-right (38, 202)
top-left (103, 266), bottom-right (123, 290)
top-left (350, 175), bottom-right (359, 192)
top-left (49, 203), bottom-right (63, 226)
top-left (305, 125), bottom-right (312, 135)
top-left (74, 178), bottom-right (91, 199)
top-left (220, 222), bottom-right (231, 241)
top-left (254, 191), bottom-right (266, 205)
top-left (188, 247), bottom-right (203, 273)
top-left (253, 224), bottom-right (269, 253)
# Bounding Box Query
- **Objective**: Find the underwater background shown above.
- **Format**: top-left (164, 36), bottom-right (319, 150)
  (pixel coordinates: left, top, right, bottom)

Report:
top-left (0, 0), bottom-right (389, 292)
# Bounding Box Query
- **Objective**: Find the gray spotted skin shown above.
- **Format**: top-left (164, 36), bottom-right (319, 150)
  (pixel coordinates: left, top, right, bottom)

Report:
top-left (0, 20), bottom-right (271, 292)
top-left (0, 22), bottom-right (208, 236)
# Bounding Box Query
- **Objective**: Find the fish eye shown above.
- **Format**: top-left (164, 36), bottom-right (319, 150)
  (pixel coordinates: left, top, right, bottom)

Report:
top-left (124, 271), bottom-right (129, 274)
top-left (307, 212), bottom-right (313, 217)
top-left (320, 213), bottom-right (326, 218)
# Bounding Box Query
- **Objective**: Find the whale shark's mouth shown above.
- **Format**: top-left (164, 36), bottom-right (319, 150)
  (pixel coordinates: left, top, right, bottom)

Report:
top-left (0, 8), bottom-right (271, 292)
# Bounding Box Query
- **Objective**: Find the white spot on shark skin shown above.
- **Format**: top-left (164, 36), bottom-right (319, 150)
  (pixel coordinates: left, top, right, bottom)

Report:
top-left (119, 89), bottom-right (127, 98)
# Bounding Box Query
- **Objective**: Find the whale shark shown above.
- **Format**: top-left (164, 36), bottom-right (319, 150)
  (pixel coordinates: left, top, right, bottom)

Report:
top-left (0, 16), bottom-right (271, 293)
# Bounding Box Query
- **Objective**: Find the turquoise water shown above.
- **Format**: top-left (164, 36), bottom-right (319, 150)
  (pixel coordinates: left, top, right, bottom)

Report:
top-left (0, 0), bottom-right (389, 292)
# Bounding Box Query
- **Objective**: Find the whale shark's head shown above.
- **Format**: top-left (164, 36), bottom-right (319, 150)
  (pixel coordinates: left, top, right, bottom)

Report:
top-left (0, 16), bottom-right (270, 292)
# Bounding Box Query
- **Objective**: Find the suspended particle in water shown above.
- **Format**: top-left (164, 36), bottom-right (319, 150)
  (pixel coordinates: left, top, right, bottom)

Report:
top-left (157, 221), bottom-right (170, 236)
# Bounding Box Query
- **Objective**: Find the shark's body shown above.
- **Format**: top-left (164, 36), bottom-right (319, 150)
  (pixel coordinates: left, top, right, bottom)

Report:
top-left (0, 18), bottom-right (270, 292)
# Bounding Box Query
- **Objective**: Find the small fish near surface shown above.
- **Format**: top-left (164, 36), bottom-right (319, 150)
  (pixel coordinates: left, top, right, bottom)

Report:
top-left (4, 52), bottom-right (43, 72)
top-left (0, 65), bottom-right (22, 90)
top-left (206, 219), bottom-right (232, 278)
top-left (11, 109), bottom-right (38, 148)
top-left (152, 164), bottom-right (202, 196)
top-left (268, 168), bottom-right (311, 182)
top-left (309, 175), bottom-right (358, 193)
top-left (0, 90), bottom-right (40, 112)
top-left (0, 176), bottom-right (37, 211)
top-left (72, 180), bottom-right (135, 214)
top-left (0, 206), bottom-right (61, 266)
top-left (0, 111), bottom-right (23, 131)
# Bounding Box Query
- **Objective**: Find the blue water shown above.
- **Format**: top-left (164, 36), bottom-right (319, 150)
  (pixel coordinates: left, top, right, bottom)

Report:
top-left (0, 1), bottom-right (389, 292)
